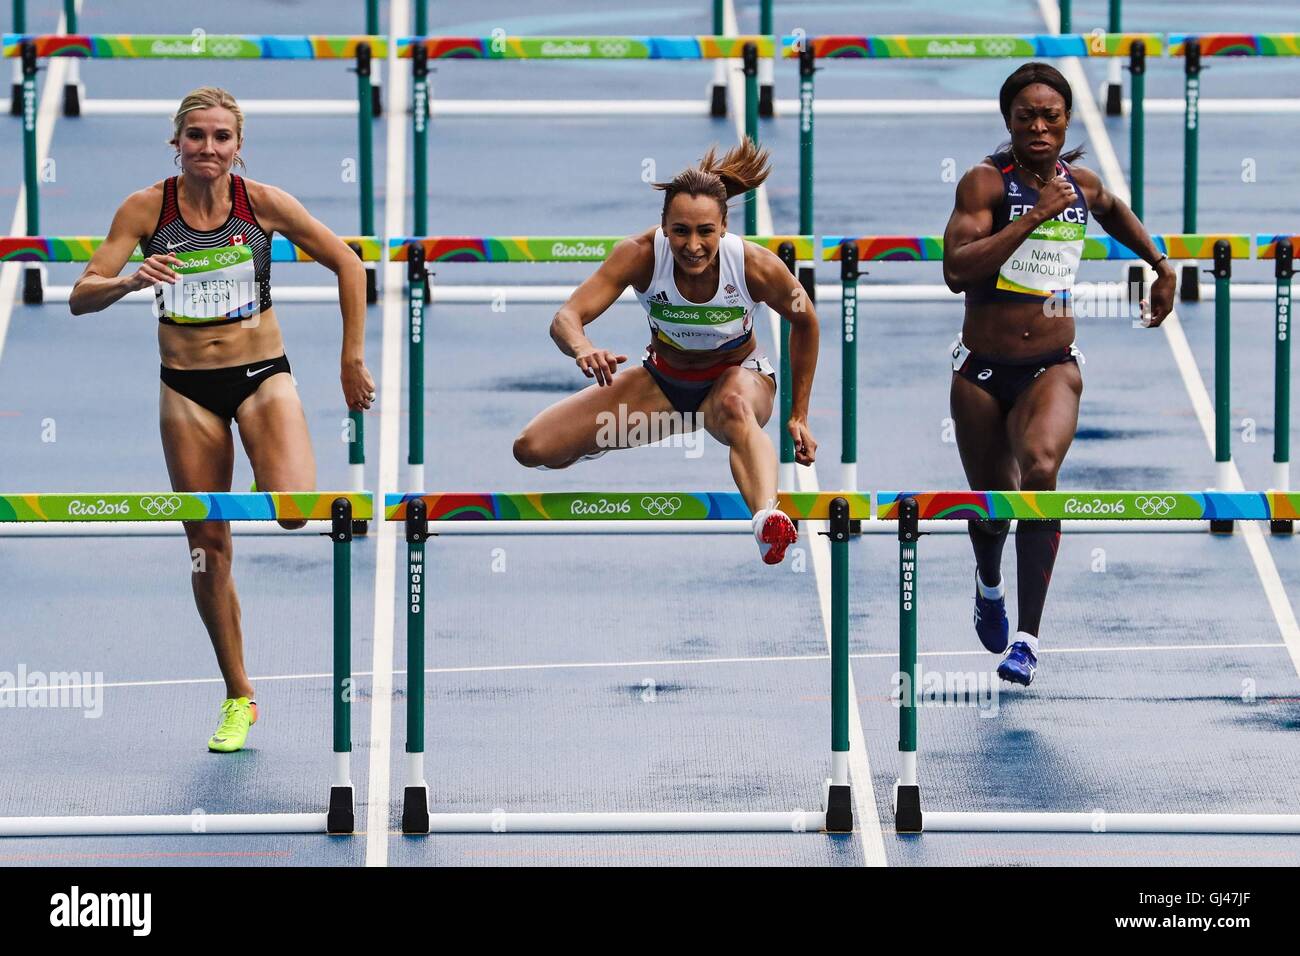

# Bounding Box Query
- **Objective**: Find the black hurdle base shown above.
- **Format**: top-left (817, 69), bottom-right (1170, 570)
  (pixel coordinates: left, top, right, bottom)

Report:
top-left (895, 785), bottom-right (923, 833)
top-left (402, 786), bottom-right (430, 835)
top-left (327, 785), bottom-right (355, 834)
top-left (825, 785), bottom-right (853, 833)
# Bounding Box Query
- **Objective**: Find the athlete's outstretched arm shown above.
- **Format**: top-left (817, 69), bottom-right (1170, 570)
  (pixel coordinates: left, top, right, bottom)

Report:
top-left (1072, 166), bottom-right (1177, 326)
top-left (747, 244), bottom-right (818, 465)
top-left (549, 235), bottom-right (649, 386)
top-left (943, 164), bottom-right (1072, 292)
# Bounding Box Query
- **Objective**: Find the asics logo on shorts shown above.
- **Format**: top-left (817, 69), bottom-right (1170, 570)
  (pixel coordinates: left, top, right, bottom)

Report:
top-left (977, 369), bottom-right (993, 381)
top-left (1135, 495), bottom-right (1178, 517)
top-left (142, 495), bottom-right (184, 517)
top-left (640, 495), bottom-right (682, 516)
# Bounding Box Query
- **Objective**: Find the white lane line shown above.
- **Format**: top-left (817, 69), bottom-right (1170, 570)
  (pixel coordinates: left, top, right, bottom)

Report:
top-left (724, 0), bottom-right (887, 865)
top-left (0, 7), bottom-right (72, 366)
top-left (5, 640), bottom-right (1284, 697)
top-left (363, 0), bottom-right (409, 870)
top-left (1038, 0), bottom-right (1300, 682)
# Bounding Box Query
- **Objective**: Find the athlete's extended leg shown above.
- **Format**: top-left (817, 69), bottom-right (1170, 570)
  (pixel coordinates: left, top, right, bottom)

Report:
top-left (700, 366), bottom-right (793, 563)
top-left (513, 366), bottom-right (685, 469)
top-left (951, 373), bottom-right (1017, 651)
top-left (161, 382), bottom-right (261, 749)
top-left (1006, 361), bottom-right (1081, 638)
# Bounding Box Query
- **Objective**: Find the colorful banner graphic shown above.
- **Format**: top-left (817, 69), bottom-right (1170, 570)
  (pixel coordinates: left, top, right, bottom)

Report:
top-left (1256, 235), bottom-right (1299, 260)
top-left (2, 34), bottom-right (386, 59)
top-left (782, 33), bottom-right (1162, 59)
top-left (395, 35), bottom-right (775, 60)
top-left (875, 491), bottom-right (1300, 521)
top-left (1168, 34), bottom-right (1300, 57)
top-left (0, 236), bottom-right (381, 263)
top-left (821, 235), bottom-right (1253, 262)
top-left (389, 236), bottom-right (815, 263)
top-left (0, 492), bottom-right (374, 522)
top-left (385, 491), bottom-right (871, 521)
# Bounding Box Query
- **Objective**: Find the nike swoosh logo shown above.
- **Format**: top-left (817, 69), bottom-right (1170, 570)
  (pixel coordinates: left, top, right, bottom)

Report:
top-left (246, 365), bottom-right (275, 378)
top-left (166, 241), bottom-right (183, 250)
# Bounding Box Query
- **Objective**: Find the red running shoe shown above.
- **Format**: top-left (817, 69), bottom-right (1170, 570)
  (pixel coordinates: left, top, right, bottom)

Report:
top-left (752, 509), bottom-right (798, 564)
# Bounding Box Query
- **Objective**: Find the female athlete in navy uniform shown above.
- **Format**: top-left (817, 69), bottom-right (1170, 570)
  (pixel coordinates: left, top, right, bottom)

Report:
top-left (942, 63), bottom-right (1175, 684)
top-left (70, 87), bottom-right (376, 750)
top-left (513, 140), bottom-right (819, 564)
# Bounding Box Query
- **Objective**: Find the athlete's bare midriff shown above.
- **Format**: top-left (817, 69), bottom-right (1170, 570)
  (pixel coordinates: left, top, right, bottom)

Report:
top-left (960, 297), bottom-right (1076, 359)
top-left (157, 307), bottom-right (286, 370)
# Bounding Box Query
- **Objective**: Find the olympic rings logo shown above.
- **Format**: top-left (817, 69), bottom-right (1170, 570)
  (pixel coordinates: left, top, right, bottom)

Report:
top-left (1135, 495), bottom-right (1178, 517)
top-left (211, 40), bottom-right (243, 57)
top-left (142, 495), bottom-right (185, 517)
top-left (982, 38), bottom-right (1017, 57)
top-left (640, 496), bottom-right (682, 516)
top-left (703, 310), bottom-right (736, 323)
top-left (212, 251), bottom-right (241, 266)
top-left (598, 40), bottom-right (630, 56)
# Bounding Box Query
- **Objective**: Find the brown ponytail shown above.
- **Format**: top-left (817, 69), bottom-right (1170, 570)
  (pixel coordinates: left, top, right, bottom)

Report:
top-left (653, 138), bottom-right (771, 222)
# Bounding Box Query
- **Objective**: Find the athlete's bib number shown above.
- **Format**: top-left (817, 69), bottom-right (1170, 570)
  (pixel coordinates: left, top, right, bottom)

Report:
top-left (997, 218), bottom-right (1084, 298)
top-left (157, 245), bottom-right (258, 321)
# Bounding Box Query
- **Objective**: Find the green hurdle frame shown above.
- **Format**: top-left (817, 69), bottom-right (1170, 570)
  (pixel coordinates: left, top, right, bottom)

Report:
top-left (0, 234), bottom-right (382, 502)
top-left (823, 234), bottom-right (1263, 517)
top-left (388, 490), bottom-right (865, 834)
top-left (399, 34), bottom-right (773, 242)
top-left (0, 491), bottom-right (371, 837)
top-left (786, 33), bottom-right (1160, 250)
top-left (390, 235), bottom-right (814, 490)
top-left (1168, 34), bottom-right (1300, 300)
top-left (1, 33), bottom-right (384, 306)
top-left (880, 489), bottom-right (1300, 835)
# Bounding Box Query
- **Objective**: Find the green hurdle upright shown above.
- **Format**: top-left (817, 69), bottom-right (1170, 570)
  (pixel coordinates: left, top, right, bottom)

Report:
top-left (1266, 236), bottom-right (1295, 534)
top-left (880, 489), bottom-right (1300, 835)
top-left (0, 491), bottom-right (368, 837)
top-left (389, 490), bottom-right (862, 834)
top-left (2, 33), bottom-right (384, 304)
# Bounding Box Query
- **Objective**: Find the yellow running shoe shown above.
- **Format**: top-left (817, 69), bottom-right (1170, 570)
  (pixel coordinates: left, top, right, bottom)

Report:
top-left (208, 697), bottom-right (258, 753)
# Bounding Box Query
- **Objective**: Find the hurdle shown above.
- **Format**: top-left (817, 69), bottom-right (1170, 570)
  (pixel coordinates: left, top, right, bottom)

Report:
top-left (0, 490), bottom-right (370, 837)
top-left (399, 35), bottom-right (774, 237)
top-left (825, 235), bottom-right (1275, 524)
top-left (0, 234), bottom-right (383, 501)
top-left (1, 32), bottom-right (384, 305)
top-left (879, 489), bottom-right (1300, 835)
top-left (389, 235), bottom-right (814, 494)
top-left (1167, 34), bottom-right (1300, 300)
top-left (784, 33), bottom-right (1160, 252)
top-left (386, 490), bottom-right (864, 834)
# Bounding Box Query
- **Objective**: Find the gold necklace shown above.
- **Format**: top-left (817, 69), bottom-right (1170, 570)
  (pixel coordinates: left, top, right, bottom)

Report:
top-left (1011, 147), bottom-right (1054, 188)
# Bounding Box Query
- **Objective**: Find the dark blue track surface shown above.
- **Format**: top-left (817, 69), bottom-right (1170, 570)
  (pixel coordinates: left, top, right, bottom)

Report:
top-left (2, 0), bottom-right (1298, 867)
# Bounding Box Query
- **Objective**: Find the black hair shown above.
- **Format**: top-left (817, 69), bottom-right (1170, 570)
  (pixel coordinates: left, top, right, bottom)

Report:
top-left (996, 62), bottom-right (1086, 165)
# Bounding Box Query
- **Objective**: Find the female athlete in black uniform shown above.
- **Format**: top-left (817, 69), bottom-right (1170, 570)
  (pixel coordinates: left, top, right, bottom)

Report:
top-left (70, 87), bottom-right (376, 750)
top-left (942, 63), bottom-right (1175, 685)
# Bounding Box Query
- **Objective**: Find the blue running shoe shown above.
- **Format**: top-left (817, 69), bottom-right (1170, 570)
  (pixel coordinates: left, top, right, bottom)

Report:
top-left (973, 577), bottom-right (1009, 654)
top-left (997, 641), bottom-right (1038, 686)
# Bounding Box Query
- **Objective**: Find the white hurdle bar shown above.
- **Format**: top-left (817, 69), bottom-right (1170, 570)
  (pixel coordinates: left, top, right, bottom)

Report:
top-left (421, 811), bottom-right (826, 833)
top-left (0, 813), bottom-right (329, 837)
top-left (920, 812), bottom-right (1300, 835)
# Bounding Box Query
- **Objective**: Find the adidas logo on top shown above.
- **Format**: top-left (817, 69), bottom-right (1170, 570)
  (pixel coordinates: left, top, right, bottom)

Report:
top-left (648, 291), bottom-right (670, 304)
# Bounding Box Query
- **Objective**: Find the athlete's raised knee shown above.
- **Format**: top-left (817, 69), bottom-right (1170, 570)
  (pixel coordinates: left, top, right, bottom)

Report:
top-left (513, 431), bottom-right (568, 469)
